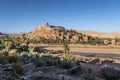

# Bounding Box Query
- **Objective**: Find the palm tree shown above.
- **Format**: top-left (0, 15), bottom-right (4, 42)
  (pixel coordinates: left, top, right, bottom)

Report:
top-left (63, 42), bottom-right (70, 53)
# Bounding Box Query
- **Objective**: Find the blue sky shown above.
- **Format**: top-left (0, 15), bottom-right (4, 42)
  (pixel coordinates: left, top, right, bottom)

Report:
top-left (0, 0), bottom-right (120, 33)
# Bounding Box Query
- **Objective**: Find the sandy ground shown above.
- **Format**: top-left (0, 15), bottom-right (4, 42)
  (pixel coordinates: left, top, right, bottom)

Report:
top-left (33, 44), bottom-right (120, 54)
top-left (43, 46), bottom-right (120, 54)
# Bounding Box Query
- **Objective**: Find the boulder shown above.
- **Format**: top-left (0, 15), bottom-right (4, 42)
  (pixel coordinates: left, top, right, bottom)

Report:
top-left (68, 65), bottom-right (81, 74)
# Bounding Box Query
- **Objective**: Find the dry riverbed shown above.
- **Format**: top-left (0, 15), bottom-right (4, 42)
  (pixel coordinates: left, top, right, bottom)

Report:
top-left (43, 45), bottom-right (120, 54)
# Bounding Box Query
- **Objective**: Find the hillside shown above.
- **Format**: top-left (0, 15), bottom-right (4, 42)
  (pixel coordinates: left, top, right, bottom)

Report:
top-left (24, 23), bottom-right (90, 42)
top-left (8, 23), bottom-right (120, 45)
top-left (76, 30), bottom-right (120, 38)
top-left (24, 23), bottom-right (120, 40)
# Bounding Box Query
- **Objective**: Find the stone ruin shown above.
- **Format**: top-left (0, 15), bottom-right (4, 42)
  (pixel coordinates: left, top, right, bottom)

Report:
top-left (0, 64), bottom-right (23, 80)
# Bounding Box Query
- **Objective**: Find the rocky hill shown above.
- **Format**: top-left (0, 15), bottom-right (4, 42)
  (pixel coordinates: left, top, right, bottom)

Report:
top-left (24, 23), bottom-right (90, 42)
top-left (9, 23), bottom-right (120, 44)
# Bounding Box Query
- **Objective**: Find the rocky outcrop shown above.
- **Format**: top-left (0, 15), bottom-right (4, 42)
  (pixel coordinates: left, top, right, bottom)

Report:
top-left (68, 65), bottom-right (81, 74)
top-left (80, 63), bottom-right (102, 77)
top-left (0, 64), bottom-right (23, 80)
top-left (24, 23), bottom-right (90, 42)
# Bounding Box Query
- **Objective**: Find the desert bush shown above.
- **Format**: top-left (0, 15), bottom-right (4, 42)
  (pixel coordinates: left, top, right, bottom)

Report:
top-left (1, 58), bottom-right (9, 64)
top-left (34, 58), bottom-right (47, 67)
top-left (63, 53), bottom-right (75, 61)
top-left (60, 59), bottom-right (73, 69)
top-left (4, 41), bottom-right (15, 50)
top-left (2, 51), bottom-right (8, 56)
top-left (75, 57), bottom-right (86, 65)
top-left (8, 49), bottom-right (17, 56)
top-left (45, 57), bottom-right (60, 66)
top-left (100, 58), bottom-right (114, 64)
top-left (7, 56), bottom-right (17, 63)
top-left (0, 54), bottom-right (4, 59)
top-left (0, 54), bottom-right (8, 64)
top-left (0, 44), bottom-right (5, 50)
top-left (17, 45), bottom-right (29, 52)
top-left (101, 67), bottom-right (120, 80)
top-left (12, 62), bottom-right (25, 76)
top-left (29, 54), bottom-right (61, 67)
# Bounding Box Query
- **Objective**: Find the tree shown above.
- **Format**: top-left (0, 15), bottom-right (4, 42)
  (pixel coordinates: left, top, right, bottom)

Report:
top-left (63, 42), bottom-right (70, 53)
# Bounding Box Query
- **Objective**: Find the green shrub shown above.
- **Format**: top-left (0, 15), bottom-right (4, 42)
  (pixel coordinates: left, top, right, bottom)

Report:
top-left (43, 56), bottom-right (60, 66)
top-left (7, 56), bottom-right (17, 63)
top-left (0, 44), bottom-right (5, 50)
top-left (12, 62), bottom-right (25, 76)
top-left (2, 51), bottom-right (8, 56)
top-left (101, 67), bottom-right (120, 80)
top-left (34, 58), bottom-right (47, 67)
top-left (0, 58), bottom-right (9, 64)
top-left (0, 54), bottom-right (9, 64)
top-left (63, 53), bottom-right (75, 61)
top-left (60, 59), bottom-right (73, 69)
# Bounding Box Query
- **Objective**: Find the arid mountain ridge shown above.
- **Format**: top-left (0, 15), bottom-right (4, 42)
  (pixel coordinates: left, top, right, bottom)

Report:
top-left (76, 30), bottom-right (120, 38)
top-left (22, 23), bottom-right (120, 39)
top-left (1, 23), bottom-right (120, 39)
top-left (0, 32), bottom-right (3, 35)
top-left (0, 32), bottom-right (6, 35)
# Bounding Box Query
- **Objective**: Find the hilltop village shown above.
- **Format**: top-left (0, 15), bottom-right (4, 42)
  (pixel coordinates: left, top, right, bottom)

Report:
top-left (10, 23), bottom-right (120, 46)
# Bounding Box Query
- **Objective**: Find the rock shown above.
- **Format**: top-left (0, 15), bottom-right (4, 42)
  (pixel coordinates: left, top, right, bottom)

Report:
top-left (111, 39), bottom-right (116, 45)
top-left (68, 65), bottom-right (81, 74)
top-left (0, 65), bottom-right (23, 80)
top-left (36, 66), bottom-right (55, 73)
top-left (25, 72), bottom-right (58, 80)
top-left (80, 63), bottom-right (101, 77)
top-left (104, 40), bottom-right (110, 45)
top-left (23, 63), bottom-right (36, 72)
top-left (80, 73), bottom-right (105, 80)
